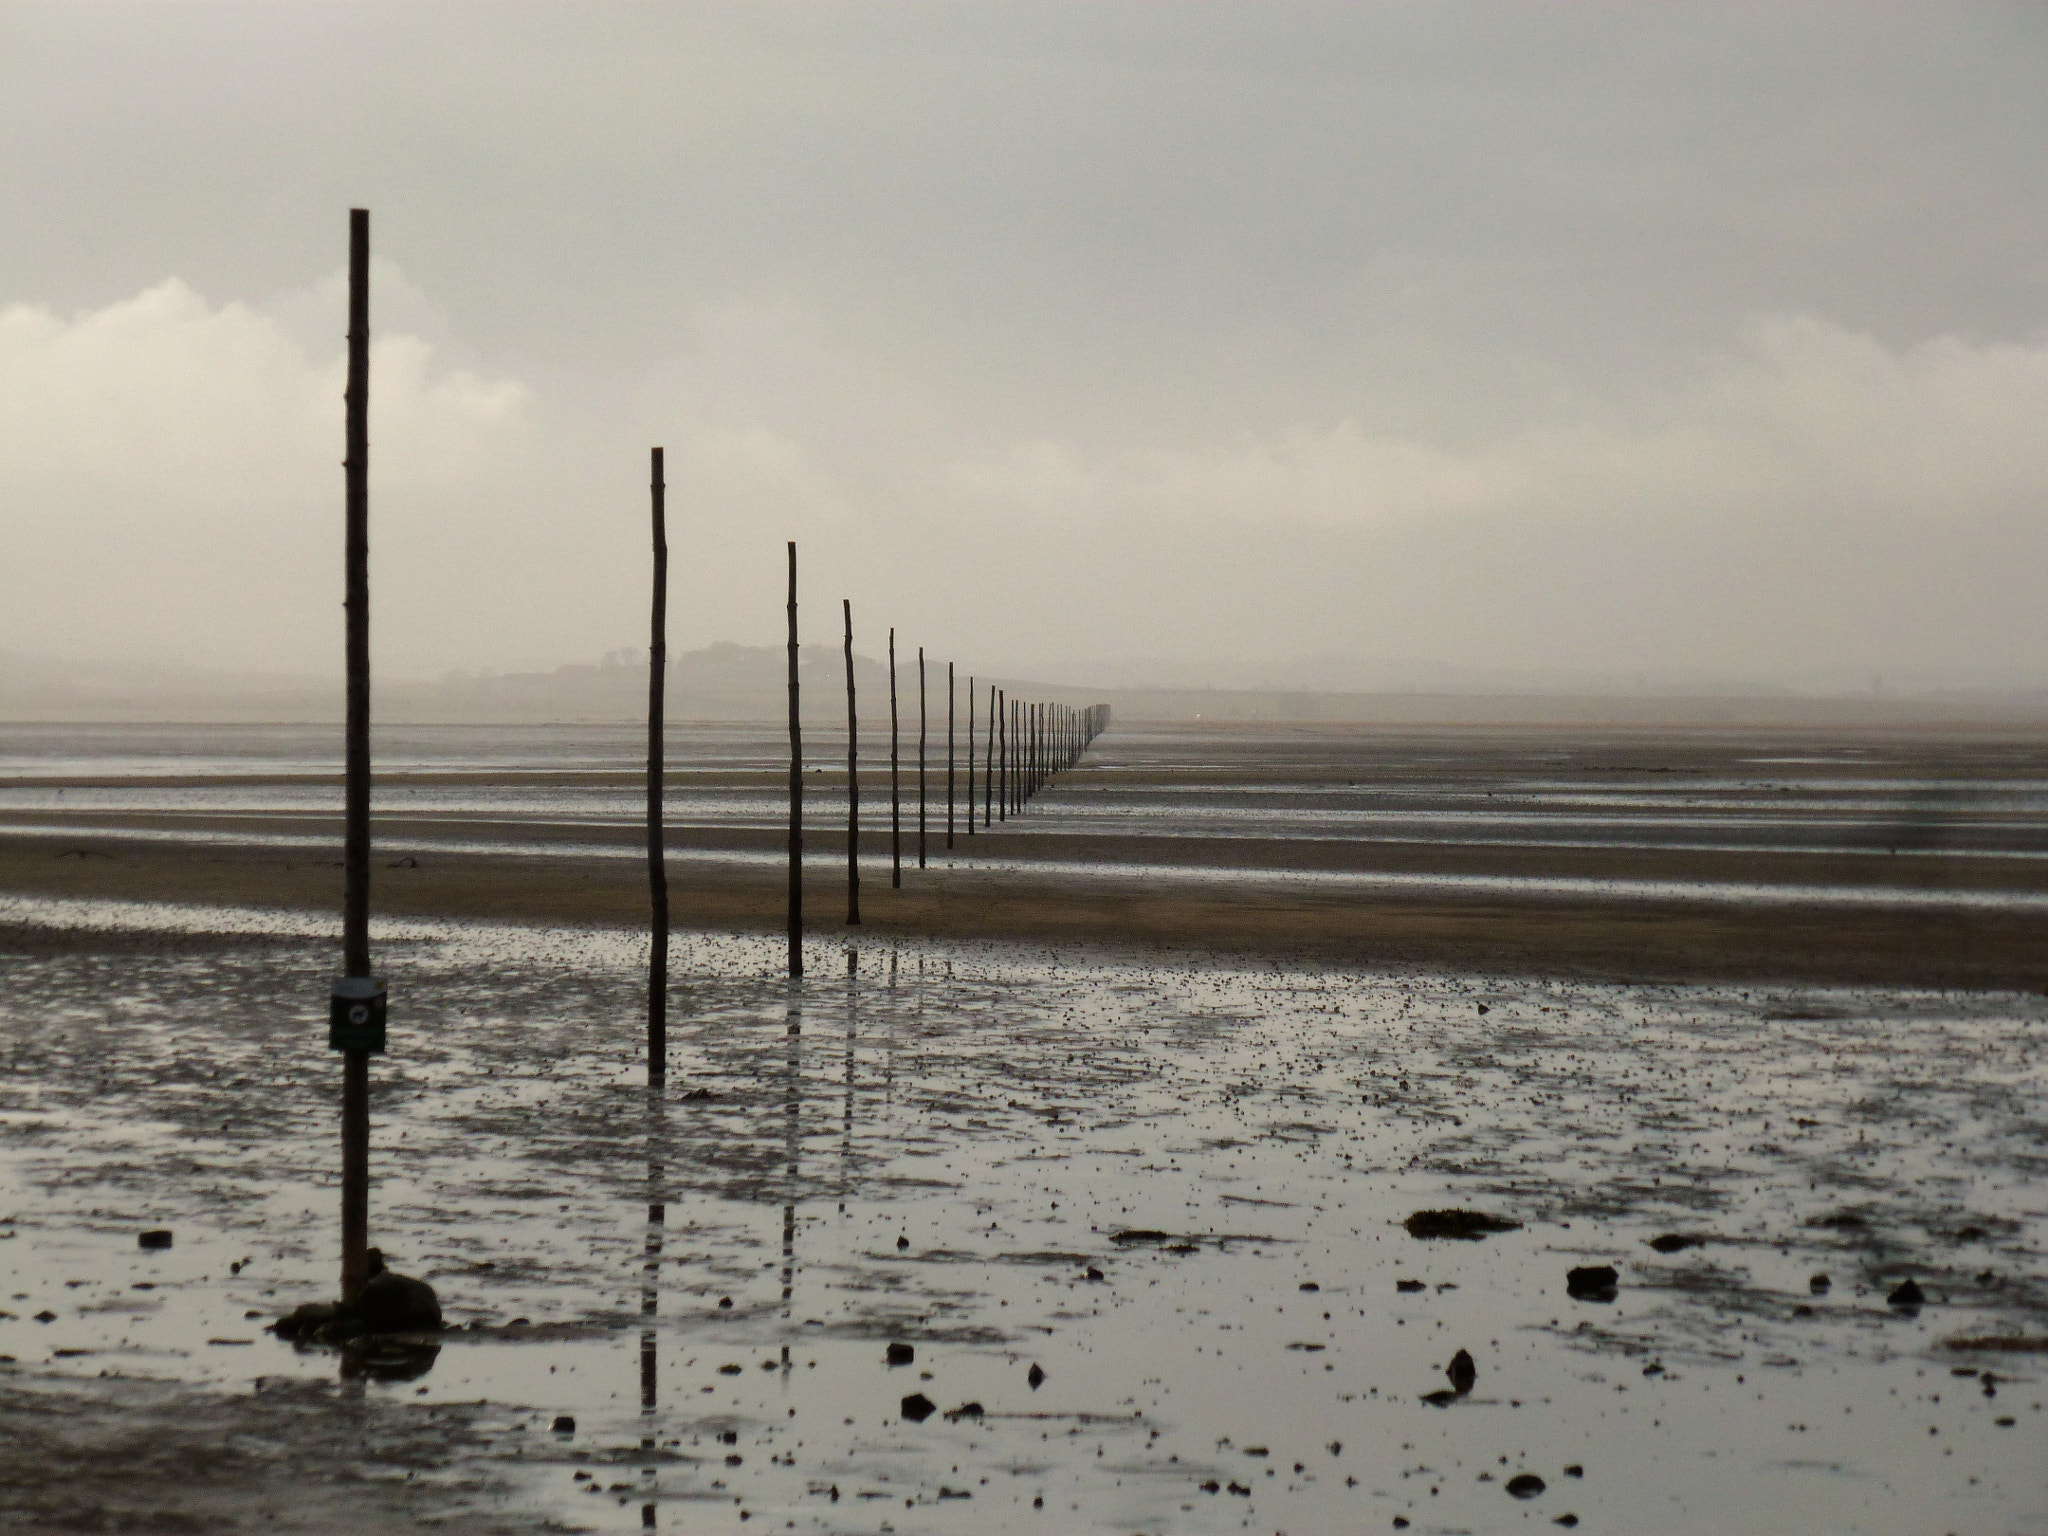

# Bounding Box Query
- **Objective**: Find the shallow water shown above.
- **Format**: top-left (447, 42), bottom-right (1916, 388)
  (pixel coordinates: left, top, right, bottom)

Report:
top-left (2, 895), bottom-right (2043, 1533)
top-left (6, 722), bottom-right (2047, 864)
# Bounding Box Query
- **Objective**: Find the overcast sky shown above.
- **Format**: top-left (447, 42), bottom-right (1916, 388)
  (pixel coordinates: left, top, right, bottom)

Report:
top-left (3, 2), bottom-right (2045, 690)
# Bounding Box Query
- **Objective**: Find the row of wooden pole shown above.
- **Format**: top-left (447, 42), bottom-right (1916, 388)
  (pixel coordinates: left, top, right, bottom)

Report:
top-left (764, 545), bottom-right (1107, 980)
top-left (334, 209), bottom-right (1107, 1300)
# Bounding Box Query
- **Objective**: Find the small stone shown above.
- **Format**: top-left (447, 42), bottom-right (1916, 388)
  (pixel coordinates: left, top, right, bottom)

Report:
top-left (1396, 1279), bottom-right (1425, 1293)
top-left (943, 1401), bottom-right (984, 1421)
top-left (1563, 1464), bottom-right (1583, 1477)
top-left (1809, 1273), bottom-right (1831, 1295)
top-left (33, 1310), bottom-right (56, 1324)
top-left (1887, 1278), bottom-right (1926, 1308)
top-left (1647, 1233), bottom-right (1702, 1253)
top-left (1299, 1281), bottom-right (1320, 1292)
top-left (1419, 1388), bottom-right (1459, 1407)
top-left (1506, 1473), bottom-right (1546, 1498)
top-left (1084, 1266), bottom-right (1105, 1281)
top-left (1027, 1363), bottom-right (1046, 1389)
top-left (1447, 1349), bottom-right (1476, 1394)
top-left (1565, 1265), bottom-right (1619, 1301)
top-left (1475, 1003), bottom-right (1489, 1014)
top-left (717, 1297), bottom-right (733, 1309)
top-left (1555, 1515), bottom-right (1580, 1527)
top-left (886, 1342), bottom-right (915, 1366)
top-left (138, 1230), bottom-right (172, 1250)
top-left (552, 1415), bottom-right (576, 1433)
top-left (895, 1236), bottom-right (909, 1250)
top-left (900, 1393), bottom-right (935, 1422)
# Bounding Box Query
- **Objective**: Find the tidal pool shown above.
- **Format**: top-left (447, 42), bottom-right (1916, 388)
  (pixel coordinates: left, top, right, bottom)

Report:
top-left (1, 895), bottom-right (2042, 1533)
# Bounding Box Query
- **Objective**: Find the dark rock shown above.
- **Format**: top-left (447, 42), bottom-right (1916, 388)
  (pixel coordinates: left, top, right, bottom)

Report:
top-left (900, 1392), bottom-right (935, 1422)
top-left (1555, 1515), bottom-right (1580, 1527)
top-left (1506, 1473), bottom-right (1546, 1498)
top-left (273, 1301), bottom-right (341, 1341)
top-left (943, 1401), bottom-right (984, 1421)
top-left (356, 1267), bottom-right (442, 1332)
top-left (1405, 1210), bottom-right (1521, 1241)
top-left (1566, 1265), bottom-right (1619, 1301)
top-left (1563, 1464), bottom-right (1583, 1477)
top-left (1887, 1278), bottom-right (1926, 1308)
top-left (1199, 1480), bottom-right (1220, 1493)
top-left (1027, 1363), bottom-right (1046, 1389)
top-left (552, 1415), bottom-right (576, 1433)
top-left (718, 1363), bottom-right (743, 1375)
top-left (896, 1236), bottom-right (910, 1250)
top-left (1299, 1282), bottom-right (1319, 1292)
top-left (1419, 1388), bottom-right (1459, 1407)
top-left (886, 1342), bottom-right (915, 1366)
top-left (1476, 1003), bottom-right (1489, 1014)
top-left (1447, 1348), bottom-right (1476, 1394)
top-left (717, 1297), bottom-right (733, 1309)
top-left (138, 1230), bottom-right (173, 1250)
top-left (1809, 1273), bottom-right (1831, 1295)
top-left (1227, 1482), bottom-right (1251, 1496)
top-left (1396, 1278), bottom-right (1426, 1293)
top-left (33, 1310), bottom-right (55, 1324)
top-left (1954, 1225), bottom-right (1987, 1242)
top-left (1084, 1266), bottom-right (1105, 1281)
top-left (1647, 1233), bottom-right (1703, 1253)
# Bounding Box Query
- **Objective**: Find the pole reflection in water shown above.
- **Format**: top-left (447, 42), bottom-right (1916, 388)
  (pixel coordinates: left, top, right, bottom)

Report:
top-left (780, 984), bottom-right (802, 1375)
top-left (843, 948), bottom-right (858, 1194)
top-left (639, 1081), bottom-right (666, 1527)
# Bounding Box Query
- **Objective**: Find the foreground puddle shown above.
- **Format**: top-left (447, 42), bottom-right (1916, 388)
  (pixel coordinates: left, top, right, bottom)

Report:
top-left (1, 894), bottom-right (2043, 1533)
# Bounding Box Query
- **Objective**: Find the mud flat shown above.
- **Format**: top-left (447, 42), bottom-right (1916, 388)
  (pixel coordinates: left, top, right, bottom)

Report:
top-left (4, 718), bottom-right (2048, 988)
top-left (1, 901), bottom-right (2044, 1533)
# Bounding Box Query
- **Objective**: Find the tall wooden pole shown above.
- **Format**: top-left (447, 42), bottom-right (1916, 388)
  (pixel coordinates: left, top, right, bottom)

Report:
top-left (945, 662), bottom-right (955, 850)
top-left (646, 447), bottom-right (668, 1082)
top-left (917, 647), bottom-right (928, 869)
top-left (984, 683), bottom-right (995, 828)
top-left (965, 675), bottom-right (975, 839)
top-left (888, 628), bottom-right (901, 890)
top-left (997, 689), bottom-right (1007, 822)
top-left (844, 599), bottom-right (861, 925)
top-left (340, 208), bottom-right (372, 1307)
top-left (786, 543), bottom-right (802, 979)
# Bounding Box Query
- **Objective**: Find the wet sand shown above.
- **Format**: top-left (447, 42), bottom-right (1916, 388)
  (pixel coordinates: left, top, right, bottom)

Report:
top-left (1, 821), bottom-right (2042, 990)
top-left (4, 720), bottom-right (2044, 988)
top-left (1, 909), bottom-right (2043, 1533)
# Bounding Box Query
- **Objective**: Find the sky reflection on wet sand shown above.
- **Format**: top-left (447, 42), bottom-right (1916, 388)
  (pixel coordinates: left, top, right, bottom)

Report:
top-left (1, 898), bottom-right (2042, 1532)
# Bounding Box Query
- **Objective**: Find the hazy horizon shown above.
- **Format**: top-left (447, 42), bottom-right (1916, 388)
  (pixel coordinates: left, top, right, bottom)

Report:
top-left (5, 4), bottom-right (2045, 689)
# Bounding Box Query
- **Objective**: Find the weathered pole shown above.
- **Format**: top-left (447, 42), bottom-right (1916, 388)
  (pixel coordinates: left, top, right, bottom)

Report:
top-left (786, 543), bottom-right (802, 979)
top-left (646, 447), bottom-right (668, 1082)
top-left (888, 627), bottom-right (901, 890)
top-left (965, 675), bottom-right (975, 838)
top-left (984, 683), bottom-right (995, 828)
top-left (945, 662), bottom-right (956, 850)
top-left (338, 208), bottom-right (373, 1307)
top-left (997, 689), bottom-right (1007, 822)
top-left (917, 646), bottom-right (927, 869)
top-left (844, 599), bottom-right (861, 925)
